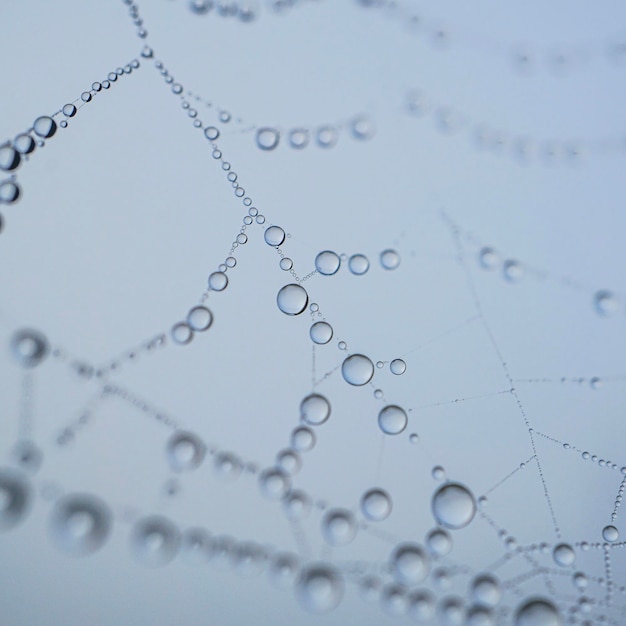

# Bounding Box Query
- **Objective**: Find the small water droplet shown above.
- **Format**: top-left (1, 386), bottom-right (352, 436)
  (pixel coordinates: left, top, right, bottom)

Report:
top-left (309, 321), bottom-right (333, 345)
top-left (213, 452), bottom-right (243, 481)
top-left (432, 465), bottom-right (446, 480)
top-left (279, 257), bottom-right (293, 270)
top-left (289, 128), bottom-right (309, 149)
top-left (0, 180), bottom-right (20, 204)
top-left (256, 127), bottom-right (280, 151)
top-left (360, 488), bottom-right (393, 521)
top-left (258, 467), bottom-right (290, 500)
top-left (10, 329), bottom-right (49, 368)
top-left (130, 515), bottom-right (181, 567)
top-left (348, 253), bottom-right (370, 275)
top-left (426, 528), bottom-right (452, 557)
top-left (378, 405), bottom-right (408, 435)
top-left (277, 284), bottom-right (308, 315)
top-left (408, 590), bottom-right (435, 621)
top-left (552, 543), bottom-right (575, 567)
top-left (390, 542), bottom-right (430, 585)
top-left (166, 431), bottom-right (206, 471)
top-left (390, 358), bottom-right (406, 375)
top-left (602, 525), bottom-right (619, 542)
top-left (315, 250), bottom-right (341, 276)
top-left (204, 126), bottom-right (220, 140)
top-left (316, 126), bottom-right (338, 148)
top-left (186, 306), bottom-right (213, 331)
top-left (291, 426), bottom-right (316, 452)
top-left (13, 134), bottom-right (35, 155)
top-left (471, 574), bottom-right (501, 607)
top-left (276, 449), bottom-right (301, 475)
top-left (269, 552), bottom-right (300, 588)
top-left (33, 116), bottom-right (56, 138)
top-left (295, 563), bottom-right (344, 613)
top-left (171, 322), bottom-right (193, 345)
top-left (350, 115), bottom-right (376, 140)
top-left (208, 271), bottom-right (228, 291)
top-left (283, 490), bottom-right (311, 520)
top-left (321, 508), bottom-right (357, 545)
top-left (0, 144), bottom-right (20, 171)
top-left (503, 260), bottom-right (524, 282)
top-left (380, 249), bottom-right (400, 270)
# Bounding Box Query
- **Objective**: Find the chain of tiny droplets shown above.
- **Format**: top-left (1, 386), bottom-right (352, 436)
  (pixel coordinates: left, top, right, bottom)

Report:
top-left (55, 389), bottom-right (107, 447)
top-left (610, 476), bottom-right (626, 523)
top-left (121, 0), bottom-right (149, 40)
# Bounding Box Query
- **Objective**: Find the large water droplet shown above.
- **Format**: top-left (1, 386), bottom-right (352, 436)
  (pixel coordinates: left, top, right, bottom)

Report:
top-left (390, 358), bottom-right (406, 375)
top-left (10, 329), bottom-right (49, 368)
top-left (130, 515), bottom-right (181, 567)
top-left (426, 527), bottom-right (452, 557)
top-left (602, 525), bottom-right (619, 542)
top-left (552, 543), bottom-right (575, 567)
top-left (431, 482), bottom-right (476, 529)
top-left (62, 103), bottom-right (77, 118)
top-left (166, 431), bottom-right (206, 472)
top-left (0, 144), bottom-right (20, 171)
top-left (514, 598), bottom-right (561, 626)
top-left (315, 250), bottom-right (341, 276)
top-left (360, 488), bottom-right (392, 521)
top-left (300, 393), bottom-right (331, 425)
top-left (342, 353), bottom-right (374, 386)
top-left (321, 508), bottom-right (357, 545)
top-left (258, 467), bottom-right (290, 500)
top-left (208, 271), bottom-right (228, 291)
top-left (14, 134), bottom-right (35, 154)
top-left (256, 127), bottom-right (280, 150)
top-left (277, 283), bottom-right (308, 315)
top-left (264, 225), bottom-right (285, 246)
top-left (186, 306), bottom-right (213, 331)
top-left (471, 574), bottom-right (501, 607)
top-left (310, 321), bottom-right (333, 344)
top-left (380, 249), bottom-right (400, 270)
top-left (49, 494), bottom-right (112, 556)
top-left (295, 563), bottom-right (344, 613)
top-left (378, 405), bottom-right (408, 435)
top-left (348, 253), bottom-right (370, 275)
top-left (390, 542), bottom-right (430, 585)
top-left (0, 468), bottom-right (31, 531)
top-left (33, 116), bottom-right (57, 138)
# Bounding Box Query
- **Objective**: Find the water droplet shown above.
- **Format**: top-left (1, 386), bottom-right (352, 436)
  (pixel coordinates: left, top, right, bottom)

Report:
top-left (503, 260), bottom-right (524, 282)
top-left (0, 468), bottom-right (31, 531)
top-left (208, 271), bottom-right (228, 291)
top-left (213, 452), bottom-right (243, 481)
top-left (431, 482), bottom-right (476, 529)
top-left (361, 488), bottom-right (392, 521)
top-left (514, 598), bottom-right (561, 626)
top-left (602, 525), bottom-right (619, 542)
top-left (291, 426), bottom-right (316, 452)
top-left (310, 321), bottom-right (333, 345)
top-left (466, 605), bottom-right (495, 626)
top-left (409, 433), bottom-right (419, 443)
top-left (471, 574), bottom-right (501, 607)
top-left (321, 508), bottom-right (357, 545)
top-left (390, 358), bottom-right (406, 375)
top-left (295, 563), bottom-right (344, 613)
top-left (432, 465), bottom-right (446, 481)
top-left (33, 116), bottom-right (56, 138)
top-left (572, 572), bottom-right (588, 590)
top-left (264, 225), bottom-right (285, 246)
top-left (232, 541), bottom-right (268, 577)
top-left (289, 128), bottom-right (309, 149)
top-left (0, 144), bottom-right (20, 171)
top-left (276, 449), bottom-right (301, 475)
top-left (203, 125), bottom-right (219, 141)
top-left (269, 552), bottom-right (300, 588)
top-left (283, 490), bottom-right (311, 520)
top-left (390, 543), bottom-right (430, 584)
top-left (316, 126), bottom-right (338, 148)
top-left (381, 583), bottom-right (408, 615)
top-left (350, 115), bottom-right (376, 140)
top-left (408, 590), bottom-right (435, 621)
top-left (258, 467), bottom-right (290, 500)
top-left (171, 322), bottom-right (193, 345)
top-left (426, 528), bottom-right (452, 557)
top-left (14, 134), bottom-right (35, 154)
top-left (594, 290), bottom-right (618, 316)
top-left (315, 250), bottom-right (341, 276)
top-left (348, 253), bottom-right (370, 275)
top-left (300, 393), bottom-right (331, 425)
top-left (181, 527), bottom-right (213, 565)
top-left (374, 389), bottom-right (383, 399)
top-left (477, 247), bottom-right (499, 269)
top-left (49, 493), bottom-right (112, 556)
top-left (186, 306), bottom-right (213, 331)
top-left (342, 353), bottom-right (374, 386)
top-left (380, 249), bottom-right (400, 270)
top-left (256, 127), bottom-right (280, 151)
top-left (552, 543), bottom-right (575, 567)
top-left (277, 283), bottom-right (308, 315)
top-left (219, 110), bottom-right (231, 123)
top-left (438, 596), bottom-right (465, 625)
top-left (279, 257), bottom-right (293, 270)
top-left (166, 431), bottom-right (206, 471)
top-left (378, 405), bottom-right (408, 435)
top-left (81, 91), bottom-right (92, 103)
top-left (0, 180), bottom-right (20, 204)
top-left (130, 515), bottom-right (181, 567)
top-left (190, 0), bottom-right (213, 14)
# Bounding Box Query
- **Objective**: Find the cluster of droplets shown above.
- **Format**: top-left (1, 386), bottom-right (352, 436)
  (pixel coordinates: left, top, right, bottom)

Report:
top-left (311, 248), bottom-right (400, 276)
top-left (188, 0), bottom-right (259, 23)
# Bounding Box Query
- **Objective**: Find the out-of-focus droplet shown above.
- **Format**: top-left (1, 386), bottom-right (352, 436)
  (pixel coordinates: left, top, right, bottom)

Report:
top-left (321, 508), bottom-right (357, 545)
top-left (426, 528), bottom-right (453, 557)
top-left (213, 452), bottom-right (243, 481)
top-left (552, 543), bottom-right (575, 567)
top-left (256, 127), bottom-right (280, 151)
top-left (350, 115), bottom-right (376, 140)
top-left (360, 488), bottom-right (392, 521)
top-left (130, 515), bottom-right (181, 567)
top-left (295, 563), bottom-right (344, 613)
top-left (594, 290), bottom-right (618, 317)
top-left (514, 598), bottom-right (561, 626)
top-left (258, 467), bottom-right (290, 500)
top-left (291, 426), bottom-right (316, 452)
top-left (171, 322), bottom-right (193, 345)
top-left (0, 180), bottom-right (20, 204)
top-left (0, 468), bottom-right (31, 531)
top-left (316, 126), bottom-right (338, 148)
top-left (166, 431), bottom-right (206, 472)
top-left (348, 253), bottom-right (370, 275)
top-left (14, 134), bottom-right (35, 154)
top-left (390, 542), bottom-right (430, 585)
top-left (10, 329), bottom-right (49, 368)
top-left (186, 306), bottom-right (213, 331)
top-left (471, 574), bottom-right (502, 607)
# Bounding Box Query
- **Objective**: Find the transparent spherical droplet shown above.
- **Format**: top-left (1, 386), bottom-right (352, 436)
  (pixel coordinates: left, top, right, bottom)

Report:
top-left (315, 250), bottom-right (341, 276)
top-left (409, 432), bottom-right (419, 443)
top-left (49, 494), bottom-right (112, 556)
top-left (81, 91), bottom-right (92, 103)
top-left (378, 405), bottom-right (408, 435)
top-left (269, 552), bottom-right (300, 588)
top-left (552, 543), bottom-right (575, 567)
top-left (283, 490), bottom-right (311, 520)
top-left (351, 115), bottom-right (376, 140)
top-left (0, 144), bottom-right (20, 171)
top-left (296, 563), bottom-right (344, 613)
top-left (291, 426), bottom-right (316, 452)
top-left (258, 467), bottom-right (290, 500)
top-left (289, 128), bottom-right (309, 149)
top-left (208, 271), bottom-right (228, 291)
top-left (471, 574), bottom-right (501, 607)
top-left (438, 596), bottom-right (465, 625)
top-left (426, 527), bottom-right (452, 557)
top-left (14, 134), bottom-right (35, 154)
top-left (348, 253), bottom-right (369, 275)
top-left (503, 260), bottom-right (524, 282)
top-left (10, 329), bottom-right (48, 368)
top-left (219, 110), bottom-right (231, 123)
top-left (171, 322), bottom-right (193, 345)
top-left (0, 468), bottom-right (31, 531)
top-left (408, 590), bottom-right (435, 621)
top-left (316, 126), bottom-right (338, 148)
top-left (310, 321), bottom-right (333, 345)
top-left (264, 225), bottom-right (285, 246)
top-left (360, 488), bottom-right (392, 521)
top-left (432, 465), bottom-right (446, 481)
top-left (602, 525), bottom-right (619, 542)
top-left (256, 127), bottom-right (280, 151)
top-left (204, 125), bottom-right (220, 140)
top-left (277, 283), bottom-right (308, 315)
top-left (61, 103), bottom-right (77, 118)
top-left (166, 431), bottom-right (206, 472)
top-left (276, 449), bottom-right (301, 475)
top-left (572, 572), bottom-right (588, 590)
top-left (12, 441), bottom-right (42, 474)
top-left (374, 389), bottom-right (383, 399)
top-left (342, 353), bottom-right (374, 386)
top-left (381, 583), bottom-right (408, 616)
top-left (130, 515), bottom-right (181, 567)
top-left (0, 180), bottom-right (20, 204)
top-left (380, 249), bottom-right (400, 270)
top-left (213, 452), bottom-right (243, 481)
top-left (594, 290), bottom-right (618, 316)
top-left (432, 482), bottom-right (476, 529)
top-left (390, 358), bottom-right (406, 375)
top-left (181, 527), bottom-right (213, 565)
top-left (300, 393), bottom-right (331, 425)
top-left (390, 543), bottom-right (430, 585)
top-left (186, 306), bottom-right (213, 331)
top-left (322, 508), bottom-right (357, 545)
top-left (514, 598), bottom-right (561, 626)
top-left (33, 116), bottom-right (56, 138)
top-left (279, 257), bottom-right (293, 271)
top-left (478, 247), bottom-right (499, 270)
